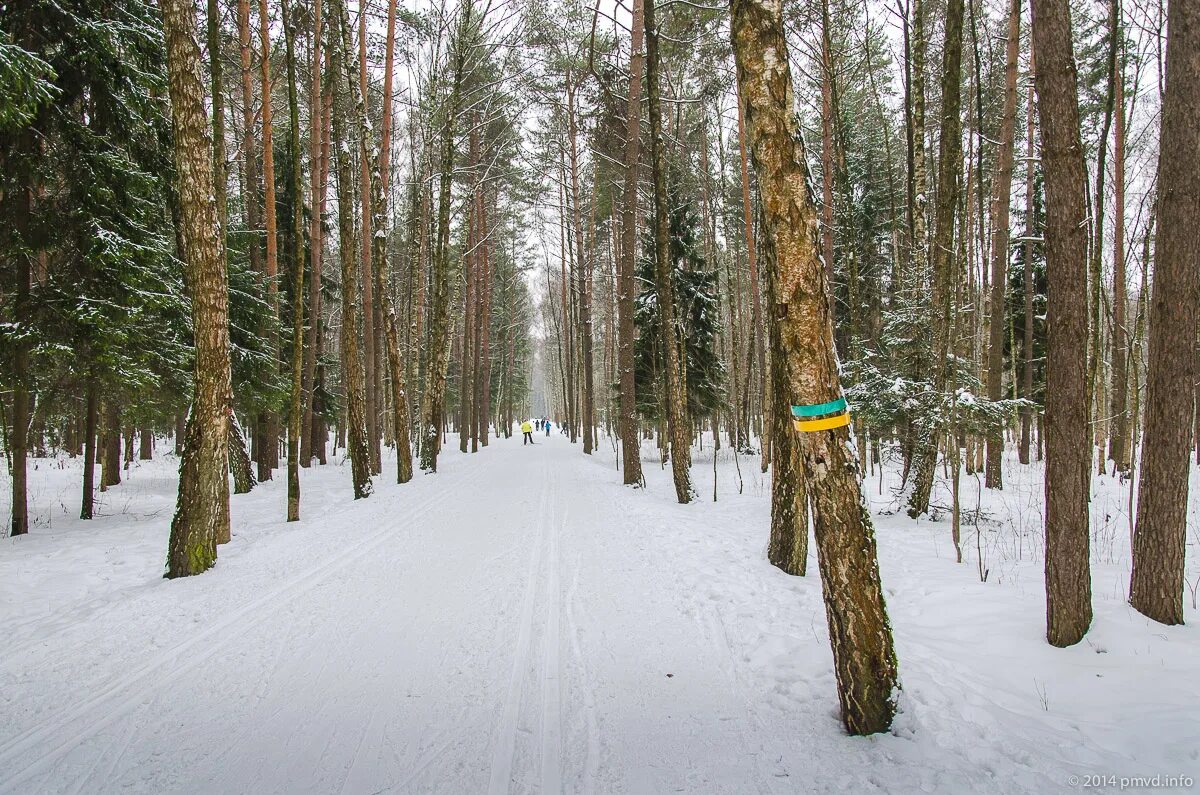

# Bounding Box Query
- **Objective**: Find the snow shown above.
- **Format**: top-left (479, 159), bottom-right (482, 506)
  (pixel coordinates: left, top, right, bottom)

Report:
top-left (1, 435), bottom-right (1197, 793)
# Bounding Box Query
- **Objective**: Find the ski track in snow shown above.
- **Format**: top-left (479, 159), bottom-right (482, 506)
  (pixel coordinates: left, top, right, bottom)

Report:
top-left (1, 433), bottom-right (1199, 793)
top-left (0, 481), bottom-right (455, 792)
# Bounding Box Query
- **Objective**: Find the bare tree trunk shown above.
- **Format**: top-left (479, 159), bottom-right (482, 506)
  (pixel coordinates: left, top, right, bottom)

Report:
top-left (1019, 48), bottom-right (1036, 466)
top-left (163, 0), bottom-right (233, 577)
top-left (1131, 0), bottom-right (1198, 626)
top-left (1031, 0), bottom-right (1093, 647)
top-left (1108, 17), bottom-right (1130, 474)
top-left (419, 0), bottom-right (472, 473)
top-left (283, 0), bottom-right (304, 520)
top-left (258, 0), bottom-right (279, 483)
top-left (645, 0), bottom-right (693, 503)
top-left (373, 0), bottom-right (413, 483)
top-left (358, 1), bottom-right (380, 475)
top-left (765, 219), bottom-right (809, 576)
top-left (985, 0), bottom-right (1022, 488)
top-left (731, 0), bottom-right (898, 734)
top-left (330, 0), bottom-right (373, 498)
top-left (301, 3), bottom-right (325, 468)
top-left (908, 0), bottom-right (965, 518)
top-left (617, 0), bottom-right (644, 484)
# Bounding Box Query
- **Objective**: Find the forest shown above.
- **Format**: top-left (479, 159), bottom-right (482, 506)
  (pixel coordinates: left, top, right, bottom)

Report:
top-left (0, 0), bottom-right (1198, 788)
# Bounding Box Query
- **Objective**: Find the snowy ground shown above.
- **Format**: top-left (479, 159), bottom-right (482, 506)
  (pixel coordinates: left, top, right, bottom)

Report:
top-left (1, 430), bottom-right (1198, 794)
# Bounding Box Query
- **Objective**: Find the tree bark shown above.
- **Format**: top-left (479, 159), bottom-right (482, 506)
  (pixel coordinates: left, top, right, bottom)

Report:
top-left (1108, 16), bottom-right (1130, 474)
top-left (907, 0), bottom-right (966, 518)
top-left (81, 377), bottom-right (98, 520)
top-left (645, 0), bottom-right (693, 503)
top-left (1031, 0), bottom-right (1093, 646)
top-left (258, 0), bottom-right (279, 483)
top-left (330, 0), bottom-right (373, 498)
top-left (163, 0), bottom-right (234, 577)
top-left (731, 0), bottom-right (899, 734)
top-left (283, 0), bottom-right (304, 520)
top-left (618, 0), bottom-right (645, 484)
top-left (1131, 0), bottom-right (1198, 626)
top-left (984, 0), bottom-right (1022, 488)
top-left (301, 1), bottom-right (325, 467)
top-left (419, 0), bottom-right (472, 473)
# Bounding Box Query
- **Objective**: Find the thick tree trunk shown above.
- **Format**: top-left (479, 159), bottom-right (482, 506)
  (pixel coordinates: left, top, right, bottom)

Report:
top-left (331, 0), bottom-right (373, 498)
top-left (1131, 0), bottom-right (1198, 626)
top-left (140, 427), bottom-right (154, 460)
top-left (985, 0), bottom-right (1022, 488)
top-left (618, 0), bottom-right (645, 485)
top-left (1031, 0), bottom-right (1093, 646)
top-left (645, 0), bottom-right (693, 503)
top-left (163, 0), bottom-right (233, 577)
top-left (765, 229), bottom-right (809, 576)
top-left (731, 0), bottom-right (899, 734)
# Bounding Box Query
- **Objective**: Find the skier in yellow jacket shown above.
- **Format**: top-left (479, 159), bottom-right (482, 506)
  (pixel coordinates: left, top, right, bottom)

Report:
top-left (521, 420), bottom-right (535, 445)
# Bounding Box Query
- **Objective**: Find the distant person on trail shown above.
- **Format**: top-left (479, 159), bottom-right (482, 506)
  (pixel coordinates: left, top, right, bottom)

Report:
top-left (521, 420), bottom-right (534, 445)
top-left (544, 417), bottom-right (551, 436)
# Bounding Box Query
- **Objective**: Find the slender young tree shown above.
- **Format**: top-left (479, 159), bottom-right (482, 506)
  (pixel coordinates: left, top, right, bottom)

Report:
top-left (731, 0), bottom-right (899, 734)
top-left (1131, 0), bottom-right (1198, 627)
top-left (163, 0), bottom-right (234, 577)
top-left (1031, 0), bottom-right (1092, 647)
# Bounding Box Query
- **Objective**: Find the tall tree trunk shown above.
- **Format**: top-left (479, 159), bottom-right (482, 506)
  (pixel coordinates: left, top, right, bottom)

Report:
top-left (301, 2), bottom-right (325, 467)
top-left (908, 0), bottom-right (966, 518)
top-left (163, 0), bottom-right (233, 577)
top-left (1107, 13), bottom-right (1130, 474)
top-left (373, 0), bottom-right (413, 483)
top-left (419, 0), bottom-right (471, 473)
top-left (731, 0), bottom-right (898, 734)
top-left (1131, 0), bottom-right (1198, 626)
top-left (358, 1), bottom-right (380, 475)
top-left (1019, 47), bottom-right (1036, 465)
top-left (1031, 0), bottom-right (1093, 647)
top-left (258, 0), bottom-right (279, 483)
top-left (645, 0), bottom-right (693, 503)
top-left (459, 121), bottom-right (478, 455)
top-left (284, 0), bottom-right (304, 520)
top-left (331, 0), bottom-right (373, 498)
top-left (736, 95), bottom-right (764, 459)
top-left (618, 0), bottom-right (644, 484)
top-left (985, 0), bottom-right (1022, 488)
top-left (567, 71), bottom-right (595, 455)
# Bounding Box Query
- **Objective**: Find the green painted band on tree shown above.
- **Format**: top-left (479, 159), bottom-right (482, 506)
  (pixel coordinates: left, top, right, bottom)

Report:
top-left (791, 396), bottom-right (847, 418)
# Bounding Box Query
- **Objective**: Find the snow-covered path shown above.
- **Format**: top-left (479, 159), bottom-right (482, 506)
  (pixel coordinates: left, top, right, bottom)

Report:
top-left (2, 432), bottom-right (1198, 793)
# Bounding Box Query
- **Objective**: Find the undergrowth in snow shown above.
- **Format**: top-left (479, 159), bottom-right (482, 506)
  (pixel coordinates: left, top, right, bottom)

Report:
top-left (0, 434), bottom-right (1196, 793)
